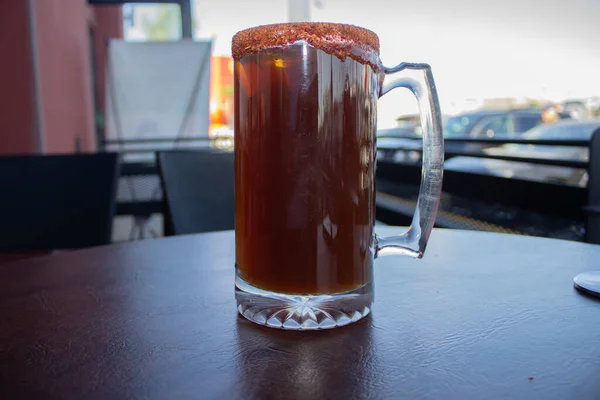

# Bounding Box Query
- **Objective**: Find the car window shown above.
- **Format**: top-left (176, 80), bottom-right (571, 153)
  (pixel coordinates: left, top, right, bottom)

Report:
top-left (471, 115), bottom-right (509, 137)
top-left (444, 116), bottom-right (473, 136)
top-left (444, 114), bottom-right (495, 137)
top-left (514, 115), bottom-right (542, 133)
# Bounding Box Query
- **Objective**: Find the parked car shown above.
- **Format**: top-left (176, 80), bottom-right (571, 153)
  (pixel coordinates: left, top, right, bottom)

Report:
top-left (561, 100), bottom-right (588, 120)
top-left (376, 122), bottom-right (422, 163)
top-left (452, 109), bottom-right (545, 138)
top-left (541, 103), bottom-right (572, 123)
top-left (444, 119), bottom-right (600, 187)
top-left (377, 109), bottom-right (549, 164)
top-left (377, 122), bottom-right (421, 139)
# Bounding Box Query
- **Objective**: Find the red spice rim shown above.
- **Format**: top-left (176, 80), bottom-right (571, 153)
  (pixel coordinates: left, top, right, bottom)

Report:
top-left (232, 22), bottom-right (381, 69)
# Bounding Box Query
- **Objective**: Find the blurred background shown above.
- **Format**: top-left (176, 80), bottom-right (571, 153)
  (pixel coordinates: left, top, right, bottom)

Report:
top-left (1, 0), bottom-right (599, 255)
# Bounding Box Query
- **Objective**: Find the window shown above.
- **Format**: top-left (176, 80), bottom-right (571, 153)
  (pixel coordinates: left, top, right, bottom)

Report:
top-left (471, 115), bottom-right (509, 138)
top-left (514, 115), bottom-right (542, 133)
top-left (123, 3), bottom-right (182, 41)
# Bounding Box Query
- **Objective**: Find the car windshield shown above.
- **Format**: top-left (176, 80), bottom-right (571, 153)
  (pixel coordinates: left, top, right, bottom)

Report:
top-left (563, 101), bottom-right (585, 107)
top-left (522, 122), bottom-right (600, 140)
top-left (444, 114), bottom-right (494, 137)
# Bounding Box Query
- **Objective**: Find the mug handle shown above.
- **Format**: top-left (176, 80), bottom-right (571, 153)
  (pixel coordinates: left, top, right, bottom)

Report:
top-left (375, 63), bottom-right (444, 258)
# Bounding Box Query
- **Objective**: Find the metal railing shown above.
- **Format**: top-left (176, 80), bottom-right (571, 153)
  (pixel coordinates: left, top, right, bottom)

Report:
top-left (377, 135), bottom-right (590, 168)
top-left (103, 130), bottom-right (600, 244)
top-left (103, 137), bottom-right (214, 144)
top-left (586, 131), bottom-right (600, 243)
top-left (378, 135), bottom-right (590, 146)
top-left (102, 137), bottom-right (216, 154)
top-left (376, 129), bottom-right (600, 244)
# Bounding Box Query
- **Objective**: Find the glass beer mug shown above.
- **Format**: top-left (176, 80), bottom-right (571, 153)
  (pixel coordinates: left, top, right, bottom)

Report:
top-left (232, 23), bottom-right (443, 330)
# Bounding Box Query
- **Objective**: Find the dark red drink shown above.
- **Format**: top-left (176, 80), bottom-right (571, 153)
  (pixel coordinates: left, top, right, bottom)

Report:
top-left (234, 40), bottom-right (381, 295)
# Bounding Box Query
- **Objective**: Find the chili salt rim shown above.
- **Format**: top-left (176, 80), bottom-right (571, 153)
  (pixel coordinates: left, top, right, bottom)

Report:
top-left (232, 22), bottom-right (382, 71)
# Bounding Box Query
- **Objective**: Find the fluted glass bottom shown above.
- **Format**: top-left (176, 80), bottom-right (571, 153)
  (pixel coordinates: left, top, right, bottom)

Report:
top-left (235, 274), bottom-right (373, 330)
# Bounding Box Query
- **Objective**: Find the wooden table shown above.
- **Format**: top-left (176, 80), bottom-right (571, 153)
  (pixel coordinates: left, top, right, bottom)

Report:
top-left (1, 228), bottom-right (600, 399)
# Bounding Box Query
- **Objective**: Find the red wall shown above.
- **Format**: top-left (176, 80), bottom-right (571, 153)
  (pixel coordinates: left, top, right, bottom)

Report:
top-left (0, 1), bottom-right (122, 155)
top-left (93, 6), bottom-right (124, 117)
top-left (0, 2), bottom-right (38, 155)
top-left (35, 0), bottom-right (97, 153)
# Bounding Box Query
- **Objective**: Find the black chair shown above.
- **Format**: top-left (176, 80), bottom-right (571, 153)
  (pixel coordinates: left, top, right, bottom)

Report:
top-left (0, 153), bottom-right (120, 253)
top-left (157, 150), bottom-right (234, 235)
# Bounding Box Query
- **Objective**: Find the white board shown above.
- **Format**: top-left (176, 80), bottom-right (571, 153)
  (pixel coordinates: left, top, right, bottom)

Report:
top-left (105, 39), bottom-right (213, 157)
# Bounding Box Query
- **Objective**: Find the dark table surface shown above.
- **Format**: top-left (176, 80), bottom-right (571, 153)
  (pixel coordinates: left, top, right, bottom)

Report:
top-left (1, 227), bottom-right (600, 399)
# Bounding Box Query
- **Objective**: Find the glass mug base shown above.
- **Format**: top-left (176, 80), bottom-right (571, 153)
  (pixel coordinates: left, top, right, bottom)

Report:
top-left (235, 274), bottom-right (373, 330)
